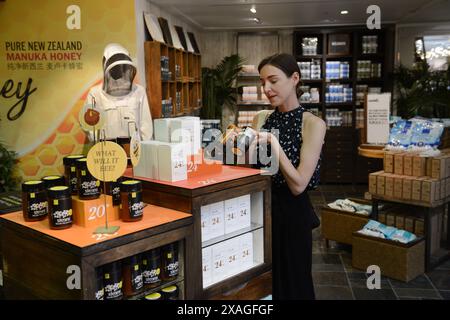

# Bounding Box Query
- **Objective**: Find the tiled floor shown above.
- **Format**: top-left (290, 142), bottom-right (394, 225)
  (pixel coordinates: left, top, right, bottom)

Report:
top-left (309, 184), bottom-right (450, 300)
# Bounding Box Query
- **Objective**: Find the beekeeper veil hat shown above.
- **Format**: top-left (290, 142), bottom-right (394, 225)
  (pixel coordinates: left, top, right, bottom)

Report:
top-left (102, 43), bottom-right (137, 96)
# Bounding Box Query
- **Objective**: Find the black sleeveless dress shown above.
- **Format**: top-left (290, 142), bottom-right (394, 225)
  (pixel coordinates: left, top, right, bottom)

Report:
top-left (261, 105), bottom-right (321, 300)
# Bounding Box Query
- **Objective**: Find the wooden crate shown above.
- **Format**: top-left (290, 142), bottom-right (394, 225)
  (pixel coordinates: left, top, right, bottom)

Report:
top-left (321, 198), bottom-right (370, 245)
top-left (352, 232), bottom-right (425, 282)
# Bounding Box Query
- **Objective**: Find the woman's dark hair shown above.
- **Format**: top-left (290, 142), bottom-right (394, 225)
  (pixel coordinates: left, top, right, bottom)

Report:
top-left (258, 53), bottom-right (303, 97)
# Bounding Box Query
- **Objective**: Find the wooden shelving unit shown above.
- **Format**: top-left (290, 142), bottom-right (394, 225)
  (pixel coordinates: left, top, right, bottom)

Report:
top-left (144, 41), bottom-right (202, 119)
top-left (293, 26), bottom-right (395, 183)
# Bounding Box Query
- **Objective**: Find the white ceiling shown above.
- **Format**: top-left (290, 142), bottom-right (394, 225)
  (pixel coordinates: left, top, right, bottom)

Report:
top-left (150, 0), bottom-right (450, 30)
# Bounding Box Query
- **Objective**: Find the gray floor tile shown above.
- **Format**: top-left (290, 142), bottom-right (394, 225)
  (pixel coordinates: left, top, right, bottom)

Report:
top-left (393, 288), bottom-right (441, 299)
top-left (436, 259), bottom-right (450, 270)
top-left (389, 275), bottom-right (434, 290)
top-left (439, 290), bottom-right (450, 300)
top-left (426, 269), bottom-right (450, 290)
top-left (313, 263), bottom-right (345, 272)
top-left (313, 253), bottom-right (342, 265)
top-left (312, 272), bottom-right (349, 286)
top-left (314, 285), bottom-right (354, 300)
top-left (352, 287), bottom-right (397, 300)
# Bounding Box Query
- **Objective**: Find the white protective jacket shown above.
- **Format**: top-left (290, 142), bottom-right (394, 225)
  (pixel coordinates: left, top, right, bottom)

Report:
top-left (84, 43), bottom-right (153, 141)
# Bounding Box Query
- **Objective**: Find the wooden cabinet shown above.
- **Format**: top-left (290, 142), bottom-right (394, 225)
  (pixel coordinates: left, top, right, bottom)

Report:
top-left (144, 41), bottom-right (201, 119)
top-left (0, 205), bottom-right (193, 300)
top-left (294, 26), bottom-right (395, 184)
top-left (124, 165), bottom-right (272, 299)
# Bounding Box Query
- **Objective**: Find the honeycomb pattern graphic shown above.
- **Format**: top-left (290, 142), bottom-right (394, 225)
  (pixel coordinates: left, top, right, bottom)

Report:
top-left (0, 0), bottom-right (138, 183)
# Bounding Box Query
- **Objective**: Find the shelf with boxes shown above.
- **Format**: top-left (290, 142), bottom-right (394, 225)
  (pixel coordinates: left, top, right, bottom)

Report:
top-left (0, 203), bottom-right (193, 299)
top-left (293, 26), bottom-right (395, 184)
top-left (368, 149), bottom-right (450, 270)
top-left (124, 165), bottom-right (272, 299)
top-left (145, 41), bottom-right (201, 119)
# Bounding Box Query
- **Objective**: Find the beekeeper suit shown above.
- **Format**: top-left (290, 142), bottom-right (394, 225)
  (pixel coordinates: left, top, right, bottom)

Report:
top-left (83, 43), bottom-right (153, 141)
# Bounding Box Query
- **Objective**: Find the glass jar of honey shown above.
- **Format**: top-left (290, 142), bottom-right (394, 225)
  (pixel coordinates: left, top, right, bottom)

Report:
top-left (22, 180), bottom-right (48, 222)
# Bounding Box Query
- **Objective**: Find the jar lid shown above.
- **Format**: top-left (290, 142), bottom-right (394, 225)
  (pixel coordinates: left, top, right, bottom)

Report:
top-left (116, 136), bottom-right (130, 144)
top-left (42, 175), bottom-right (64, 181)
top-left (75, 158), bottom-right (88, 167)
top-left (161, 285), bottom-right (177, 293)
top-left (145, 293), bottom-right (161, 300)
top-left (48, 186), bottom-right (71, 198)
top-left (63, 155), bottom-right (85, 165)
top-left (120, 180), bottom-right (142, 192)
top-left (42, 175), bottom-right (66, 188)
top-left (22, 180), bottom-right (44, 192)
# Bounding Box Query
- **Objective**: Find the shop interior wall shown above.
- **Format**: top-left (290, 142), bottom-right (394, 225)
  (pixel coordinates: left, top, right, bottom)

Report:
top-left (134, 0), bottom-right (203, 85)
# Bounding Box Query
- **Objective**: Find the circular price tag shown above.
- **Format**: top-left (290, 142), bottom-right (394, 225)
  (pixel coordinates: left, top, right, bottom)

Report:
top-left (86, 141), bottom-right (127, 182)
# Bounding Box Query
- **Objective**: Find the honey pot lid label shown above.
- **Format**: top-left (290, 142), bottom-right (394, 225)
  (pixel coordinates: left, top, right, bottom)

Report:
top-left (43, 175), bottom-right (61, 180)
top-left (24, 180), bottom-right (42, 185)
top-left (49, 186), bottom-right (69, 191)
top-left (145, 293), bottom-right (161, 300)
top-left (162, 286), bottom-right (177, 293)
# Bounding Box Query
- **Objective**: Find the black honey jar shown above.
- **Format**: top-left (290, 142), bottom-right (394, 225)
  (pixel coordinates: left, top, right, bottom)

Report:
top-left (120, 180), bottom-right (143, 222)
top-left (76, 158), bottom-right (100, 200)
top-left (142, 248), bottom-right (161, 288)
top-left (63, 155), bottom-right (84, 195)
top-left (22, 180), bottom-right (48, 222)
top-left (47, 186), bottom-right (73, 230)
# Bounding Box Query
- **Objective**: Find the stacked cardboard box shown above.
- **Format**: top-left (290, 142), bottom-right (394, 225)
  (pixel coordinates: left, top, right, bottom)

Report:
top-left (369, 150), bottom-right (450, 205)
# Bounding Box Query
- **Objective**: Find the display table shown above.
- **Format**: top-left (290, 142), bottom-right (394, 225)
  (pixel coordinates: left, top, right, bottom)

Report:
top-left (124, 165), bottom-right (272, 299)
top-left (0, 205), bottom-right (193, 299)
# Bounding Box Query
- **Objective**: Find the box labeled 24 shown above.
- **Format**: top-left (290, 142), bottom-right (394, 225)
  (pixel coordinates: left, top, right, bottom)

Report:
top-left (224, 197), bottom-right (240, 234)
top-left (202, 247), bottom-right (213, 288)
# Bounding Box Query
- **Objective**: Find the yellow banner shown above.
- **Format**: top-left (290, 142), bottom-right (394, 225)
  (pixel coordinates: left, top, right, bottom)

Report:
top-left (0, 0), bottom-right (137, 180)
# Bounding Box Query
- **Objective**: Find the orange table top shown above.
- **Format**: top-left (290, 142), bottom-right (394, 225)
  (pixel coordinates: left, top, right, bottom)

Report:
top-left (0, 205), bottom-right (191, 248)
top-left (124, 165), bottom-right (263, 189)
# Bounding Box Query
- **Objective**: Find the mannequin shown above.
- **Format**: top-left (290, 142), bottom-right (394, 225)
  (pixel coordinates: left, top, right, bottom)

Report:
top-left (83, 43), bottom-right (153, 142)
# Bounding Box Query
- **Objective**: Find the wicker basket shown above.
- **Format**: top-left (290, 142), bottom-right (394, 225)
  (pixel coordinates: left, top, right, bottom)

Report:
top-left (352, 232), bottom-right (425, 282)
top-left (321, 198), bottom-right (371, 245)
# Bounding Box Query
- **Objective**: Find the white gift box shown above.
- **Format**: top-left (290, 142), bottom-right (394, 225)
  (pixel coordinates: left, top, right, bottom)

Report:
top-left (224, 237), bottom-right (240, 277)
top-left (224, 197), bottom-right (240, 234)
top-left (238, 232), bottom-right (254, 272)
top-left (202, 246), bottom-right (213, 288)
top-left (133, 140), bottom-right (161, 180)
top-left (170, 116), bottom-right (201, 155)
top-left (153, 118), bottom-right (173, 142)
top-left (200, 204), bottom-right (211, 242)
top-left (237, 194), bottom-right (251, 230)
top-left (208, 201), bottom-right (225, 240)
top-left (157, 142), bottom-right (187, 182)
top-left (211, 241), bottom-right (228, 282)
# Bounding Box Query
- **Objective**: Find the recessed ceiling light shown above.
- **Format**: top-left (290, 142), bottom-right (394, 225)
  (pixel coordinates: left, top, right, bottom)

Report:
top-left (340, 10), bottom-right (349, 15)
top-left (250, 6), bottom-right (256, 14)
top-left (253, 17), bottom-right (261, 24)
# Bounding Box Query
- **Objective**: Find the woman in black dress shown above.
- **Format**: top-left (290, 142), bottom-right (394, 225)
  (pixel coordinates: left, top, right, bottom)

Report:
top-left (254, 54), bottom-right (326, 300)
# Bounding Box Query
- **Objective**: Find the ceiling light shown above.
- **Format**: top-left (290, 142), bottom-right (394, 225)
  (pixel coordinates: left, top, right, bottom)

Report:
top-left (340, 10), bottom-right (349, 15)
top-left (253, 17), bottom-right (261, 24)
top-left (250, 6), bottom-right (256, 14)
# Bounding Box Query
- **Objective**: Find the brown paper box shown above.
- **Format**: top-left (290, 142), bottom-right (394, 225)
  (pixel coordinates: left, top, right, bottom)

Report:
top-left (403, 153), bottom-right (414, 176)
top-left (404, 217), bottom-right (415, 232)
top-left (385, 174), bottom-right (394, 198)
top-left (384, 152), bottom-right (395, 173)
top-left (412, 156), bottom-right (427, 177)
top-left (378, 212), bottom-right (386, 224)
top-left (386, 213), bottom-right (396, 227)
top-left (377, 174), bottom-right (386, 196)
top-left (394, 153), bottom-right (404, 175)
top-left (426, 157), bottom-right (433, 177)
top-left (421, 179), bottom-right (437, 204)
top-left (394, 176), bottom-right (403, 199)
top-left (395, 215), bottom-right (405, 230)
top-left (412, 177), bottom-right (425, 201)
top-left (435, 180), bottom-right (441, 201)
top-left (414, 219), bottom-right (424, 236)
top-left (402, 177), bottom-right (413, 200)
top-left (368, 170), bottom-right (383, 195)
top-left (432, 156), bottom-right (448, 180)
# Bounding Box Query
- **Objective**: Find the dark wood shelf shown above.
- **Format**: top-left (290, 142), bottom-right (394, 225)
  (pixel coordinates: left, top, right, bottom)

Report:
top-left (326, 54), bottom-right (353, 58)
top-left (296, 55), bottom-right (323, 59)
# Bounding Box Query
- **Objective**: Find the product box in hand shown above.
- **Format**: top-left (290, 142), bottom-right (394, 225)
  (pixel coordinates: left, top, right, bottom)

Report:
top-left (208, 201), bottom-right (225, 240)
top-left (171, 116), bottom-right (202, 155)
top-left (157, 142), bottom-right (187, 182)
top-left (238, 232), bottom-right (254, 272)
top-left (202, 246), bottom-right (213, 288)
top-left (224, 197), bottom-right (240, 234)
